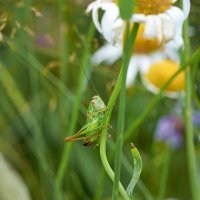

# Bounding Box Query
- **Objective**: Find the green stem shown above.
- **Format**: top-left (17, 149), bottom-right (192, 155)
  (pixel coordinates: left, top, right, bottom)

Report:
top-left (157, 146), bottom-right (171, 200)
top-left (185, 68), bottom-right (199, 200)
top-left (112, 23), bottom-right (139, 200)
top-left (124, 47), bottom-right (200, 141)
top-left (100, 140), bottom-right (129, 200)
top-left (183, 18), bottom-right (199, 200)
top-left (100, 24), bottom-right (139, 200)
top-left (55, 22), bottom-right (95, 200)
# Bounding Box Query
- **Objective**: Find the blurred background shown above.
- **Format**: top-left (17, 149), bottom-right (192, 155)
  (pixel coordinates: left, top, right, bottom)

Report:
top-left (0, 0), bottom-right (200, 200)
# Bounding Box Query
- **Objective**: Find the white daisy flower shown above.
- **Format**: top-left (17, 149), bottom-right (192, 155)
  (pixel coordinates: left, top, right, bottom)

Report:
top-left (87, 0), bottom-right (123, 45)
top-left (141, 58), bottom-right (185, 98)
top-left (87, 0), bottom-right (190, 47)
top-left (92, 42), bottom-right (184, 98)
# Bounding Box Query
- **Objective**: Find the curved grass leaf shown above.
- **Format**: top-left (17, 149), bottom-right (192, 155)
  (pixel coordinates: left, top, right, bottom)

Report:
top-left (126, 143), bottom-right (142, 198)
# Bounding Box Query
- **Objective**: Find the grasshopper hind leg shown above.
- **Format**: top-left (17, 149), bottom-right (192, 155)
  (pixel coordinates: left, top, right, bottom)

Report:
top-left (83, 132), bottom-right (101, 146)
top-left (83, 141), bottom-right (94, 146)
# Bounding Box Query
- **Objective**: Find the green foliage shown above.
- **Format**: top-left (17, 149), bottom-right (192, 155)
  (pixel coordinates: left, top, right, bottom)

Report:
top-left (118, 0), bottom-right (135, 20)
top-left (0, 1), bottom-right (200, 200)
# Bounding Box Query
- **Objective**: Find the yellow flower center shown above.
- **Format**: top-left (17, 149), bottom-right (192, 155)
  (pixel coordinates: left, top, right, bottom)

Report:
top-left (133, 23), bottom-right (161, 53)
top-left (135, 0), bottom-right (173, 15)
top-left (115, 0), bottom-right (173, 15)
top-left (144, 60), bottom-right (185, 92)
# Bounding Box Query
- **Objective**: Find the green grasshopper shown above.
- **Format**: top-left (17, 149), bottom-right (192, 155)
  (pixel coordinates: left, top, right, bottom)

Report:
top-left (65, 95), bottom-right (107, 146)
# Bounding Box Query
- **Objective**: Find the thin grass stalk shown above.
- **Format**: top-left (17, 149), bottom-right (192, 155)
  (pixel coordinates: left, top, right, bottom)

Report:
top-left (191, 61), bottom-right (200, 110)
top-left (0, 63), bottom-right (52, 198)
top-left (100, 24), bottom-right (139, 200)
top-left (185, 68), bottom-right (199, 200)
top-left (23, 1), bottom-right (53, 196)
top-left (183, 18), bottom-right (200, 200)
top-left (4, 35), bottom-right (80, 111)
top-left (112, 23), bottom-right (139, 200)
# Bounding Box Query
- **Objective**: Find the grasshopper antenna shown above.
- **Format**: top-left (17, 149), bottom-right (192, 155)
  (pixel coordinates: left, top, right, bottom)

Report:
top-left (79, 62), bottom-right (99, 96)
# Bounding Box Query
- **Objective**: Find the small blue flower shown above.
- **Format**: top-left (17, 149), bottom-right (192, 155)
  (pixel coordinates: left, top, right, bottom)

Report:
top-left (155, 110), bottom-right (200, 149)
top-left (155, 115), bottom-right (184, 149)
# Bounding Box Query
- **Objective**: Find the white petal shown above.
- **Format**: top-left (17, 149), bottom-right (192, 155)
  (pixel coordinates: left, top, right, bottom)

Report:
top-left (101, 3), bottom-right (120, 44)
top-left (112, 18), bottom-right (124, 30)
top-left (86, 1), bottom-right (103, 32)
top-left (159, 14), bottom-right (174, 42)
top-left (144, 16), bottom-right (163, 42)
top-left (163, 45), bottom-right (180, 62)
top-left (112, 18), bottom-right (124, 43)
top-left (138, 53), bottom-right (164, 75)
top-left (126, 57), bottom-right (139, 87)
top-left (132, 14), bottom-right (164, 42)
top-left (86, 1), bottom-right (118, 34)
top-left (166, 6), bottom-right (185, 47)
top-left (182, 0), bottom-right (190, 19)
top-left (86, 2), bottom-right (96, 13)
top-left (144, 16), bottom-right (156, 38)
top-left (111, 19), bottom-right (124, 44)
top-left (131, 14), bottom-right (146, 23)
top-left (136, 55), bottom-right (153, 73)
top-left (92, 5), bottom-right (103, 33)
top-left (92, 43), bottom-right (122, 65)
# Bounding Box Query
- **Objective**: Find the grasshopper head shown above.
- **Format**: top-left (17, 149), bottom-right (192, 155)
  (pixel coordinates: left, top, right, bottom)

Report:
top-left (91, 95), bottom-right (106, 111)
top-left (91, 95), bottom-right (102, 103)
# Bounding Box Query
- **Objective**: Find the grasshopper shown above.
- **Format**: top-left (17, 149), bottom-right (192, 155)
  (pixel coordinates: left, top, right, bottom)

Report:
top-left (65, 95), bottom-right (107, 146)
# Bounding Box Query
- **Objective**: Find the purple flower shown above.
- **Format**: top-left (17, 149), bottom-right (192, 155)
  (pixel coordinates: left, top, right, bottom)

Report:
top-left (155, 115), bottom-right (184, 149)
top-left (156, 107), bottom-right (200, 149)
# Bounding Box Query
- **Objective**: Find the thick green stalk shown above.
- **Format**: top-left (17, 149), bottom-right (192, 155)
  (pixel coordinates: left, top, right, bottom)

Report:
top-left (185, 68), bottom-right (199, 200)
top-left (100, 24), bottom-right (139, 200)
top-left (112, 23), bottom-right (139, 200)
top-left (55, 23), bottom-right (95, 200)
top-left (183, 18), bottom-right (199, 200)
top-left (124, 47), bottom-right (200, 141)
top-left (100, 139), bottom-right (129, 200)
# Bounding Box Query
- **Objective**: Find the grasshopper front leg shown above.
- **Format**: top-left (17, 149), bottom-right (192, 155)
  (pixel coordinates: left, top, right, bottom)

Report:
top-left (65, 120), bottom-right (101, 142)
